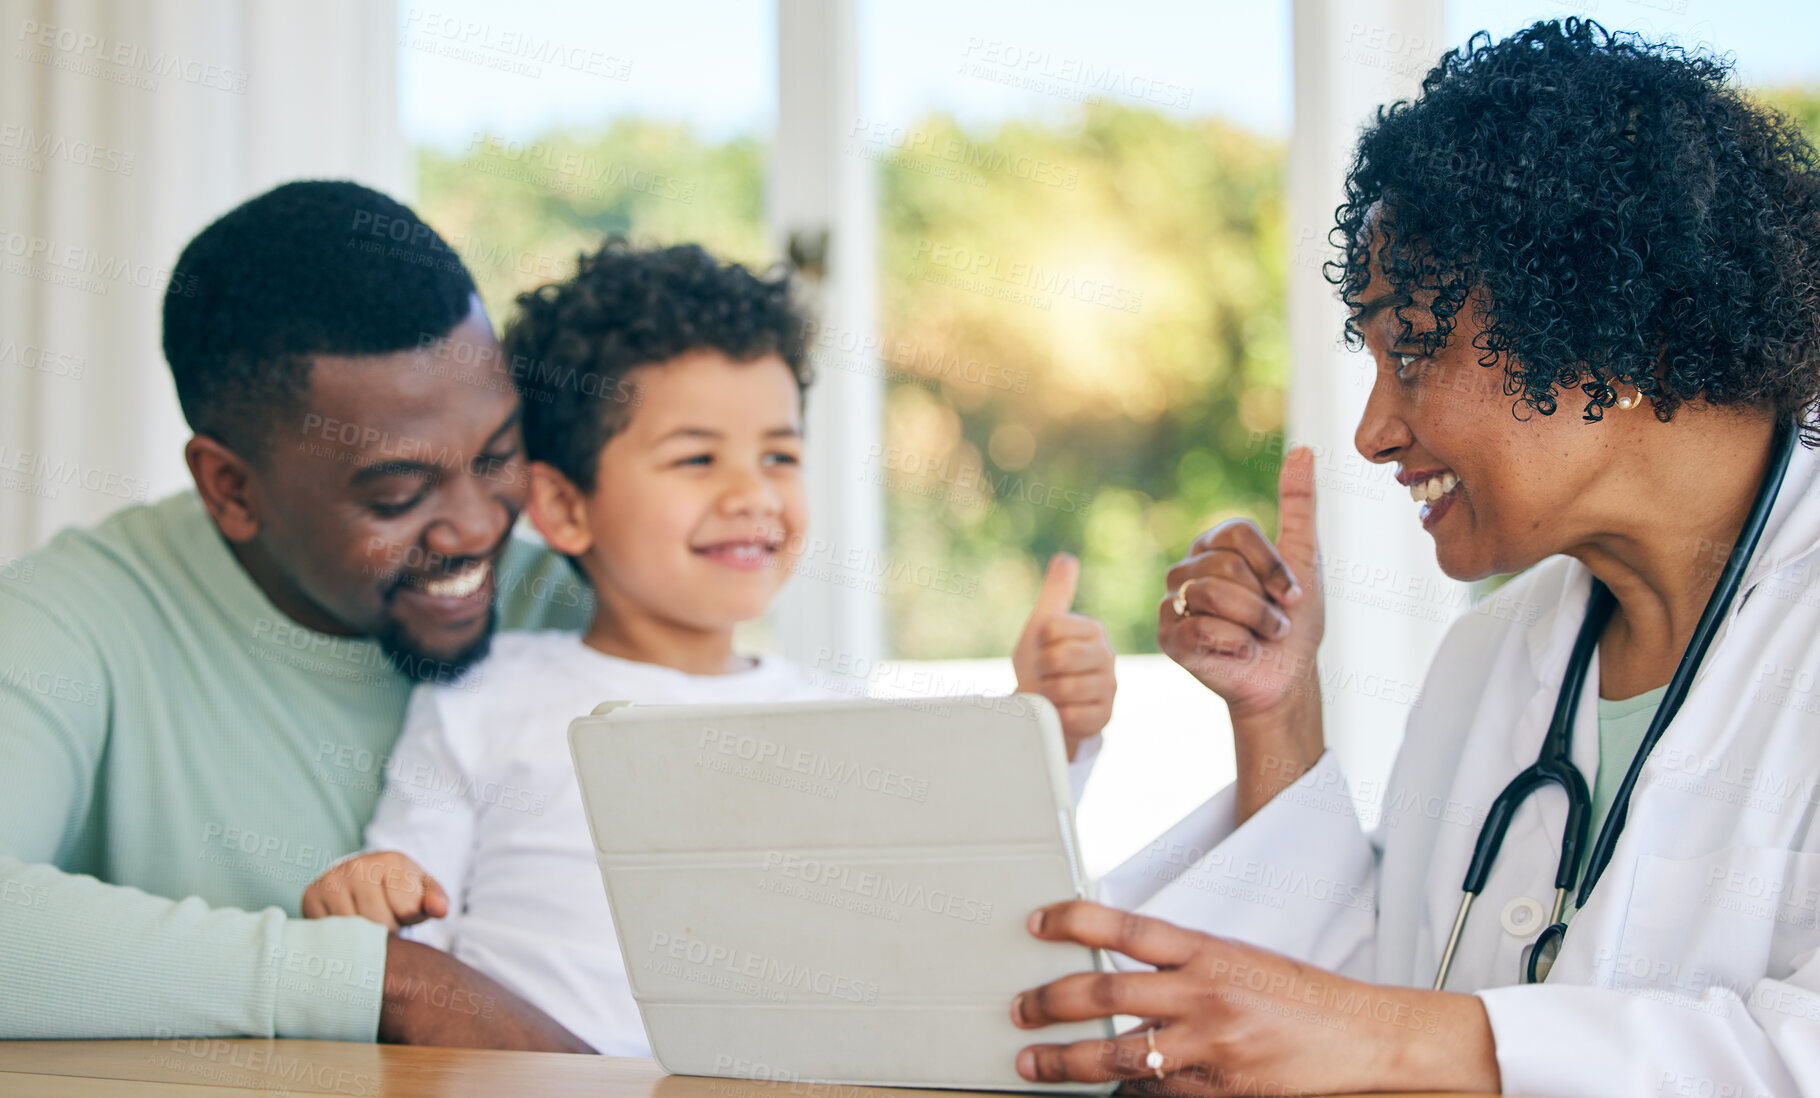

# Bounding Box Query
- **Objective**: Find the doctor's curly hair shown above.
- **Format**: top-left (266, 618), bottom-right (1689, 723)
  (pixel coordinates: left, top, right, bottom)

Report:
top-left (1328, 18), bottom-right (1820, 439)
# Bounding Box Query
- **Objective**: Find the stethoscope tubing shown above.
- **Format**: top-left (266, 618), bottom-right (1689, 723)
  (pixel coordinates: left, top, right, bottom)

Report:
top-left (1574, 420), bottom-right (1796, 907)
top-left (1431, 419), bottom-right (1797, 991)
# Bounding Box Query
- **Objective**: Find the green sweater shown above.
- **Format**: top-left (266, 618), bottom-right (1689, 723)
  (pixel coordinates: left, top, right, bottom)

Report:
top-left (0, 492), bottom-right (590, 1040)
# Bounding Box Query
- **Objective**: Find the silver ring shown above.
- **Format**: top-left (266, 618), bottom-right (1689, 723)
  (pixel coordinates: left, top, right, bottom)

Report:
top-left (1144, 1026), bottom-right (1165, 1080)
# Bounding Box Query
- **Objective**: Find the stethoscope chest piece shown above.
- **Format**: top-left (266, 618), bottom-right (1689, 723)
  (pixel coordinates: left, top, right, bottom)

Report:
top-left (1499, 896), bottom-right (1546, 936)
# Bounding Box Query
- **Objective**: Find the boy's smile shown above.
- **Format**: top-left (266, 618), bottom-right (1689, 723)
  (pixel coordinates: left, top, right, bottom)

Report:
top-left (692, 534), bottom-right (785, 571)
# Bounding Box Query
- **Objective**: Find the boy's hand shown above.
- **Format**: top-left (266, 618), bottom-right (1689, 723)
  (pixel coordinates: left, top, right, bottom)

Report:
top-left (1013, 553), bottom-right (1116, 760)
top-left (302, 851), bottom-right (449, 932)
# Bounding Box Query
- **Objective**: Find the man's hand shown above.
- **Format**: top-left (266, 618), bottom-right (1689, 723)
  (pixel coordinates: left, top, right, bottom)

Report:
top-left (1013, 553), bottom-right (1116, 761)
top-left (302, 851), bottom-right (447, 932)
top-left (380, 936), bottom-right (595, 1052)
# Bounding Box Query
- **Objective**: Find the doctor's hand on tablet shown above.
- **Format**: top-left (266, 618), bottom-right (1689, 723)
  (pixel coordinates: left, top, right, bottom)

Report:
top-left (1010, 900), bottom-right (1499, 1095)
top-left (1159, 446), bottom-right (1325, 823)
top-left (1013, 552), bottom-right (1116, 761)
top-left (302, 850), bottom-right (449, 931)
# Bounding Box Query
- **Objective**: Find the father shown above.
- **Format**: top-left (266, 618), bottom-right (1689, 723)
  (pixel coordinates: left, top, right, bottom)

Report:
top-left (0, 181), bottom-right (594, 1049)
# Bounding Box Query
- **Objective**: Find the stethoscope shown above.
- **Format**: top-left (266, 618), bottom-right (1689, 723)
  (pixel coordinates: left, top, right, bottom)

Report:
top-left (1432, 418), bottom-right (1797, 990)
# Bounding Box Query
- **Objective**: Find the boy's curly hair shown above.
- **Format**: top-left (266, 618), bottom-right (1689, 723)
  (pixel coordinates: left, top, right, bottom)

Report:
top-left (504, 240), bottom-right (811, 491)
top-left (1328, 18), bottom-right (1820, 439)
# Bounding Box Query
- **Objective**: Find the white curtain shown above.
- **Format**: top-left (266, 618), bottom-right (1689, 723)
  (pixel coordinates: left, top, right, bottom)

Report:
top-left (0, 0), bottom-right (402, 559)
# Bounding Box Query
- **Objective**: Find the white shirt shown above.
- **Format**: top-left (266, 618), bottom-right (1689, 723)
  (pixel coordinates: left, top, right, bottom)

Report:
top-left (1100, 440), bottom-right (1820, 1098)
top-left (365, 631), bottom-right (1099, 1055)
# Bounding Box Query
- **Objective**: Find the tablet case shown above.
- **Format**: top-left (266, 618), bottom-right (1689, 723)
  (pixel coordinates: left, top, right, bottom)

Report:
top-left (569, 694), bottom-right (1119, 1093)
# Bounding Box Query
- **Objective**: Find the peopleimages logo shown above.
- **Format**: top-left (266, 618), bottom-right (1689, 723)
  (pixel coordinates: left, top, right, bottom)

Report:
top-left (0, 124), bottom-right (134, 176)
top-left (694, 727), bottom-right (930, 803)
top-left (313, 739), bottom-right (548, 816)
top-left (759, 851), bottom-right (995, 925)
top-left (401, 9), bottom-right (633, 80)
top-left (0, 230), bottom-right (198, 297)
top-left (864, 443), bottom-right (1086, 515)
top-left (646, 930), bottom-right (880, 1005)
top-left (912, 238), bottom-right (1145, 314)
top-left (0, 340), bottom-right (84, 379)
top-left (846, 117), bottom-right (1080, 191)
top-left (15, 20), bottom-right (249, 93)
top-left (957, 37), bottom-right (1194, 111)
top-left (465, 134), bottom-right (695, 203)
top-left (801, 320), bottom-right (1031, 393)
top-left (0, 443), bottom-right (149, 501)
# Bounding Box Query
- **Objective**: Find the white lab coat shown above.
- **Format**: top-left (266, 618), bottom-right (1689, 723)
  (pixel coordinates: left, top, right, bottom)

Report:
top-left (1099, 442), bottom-right (1820, 1098)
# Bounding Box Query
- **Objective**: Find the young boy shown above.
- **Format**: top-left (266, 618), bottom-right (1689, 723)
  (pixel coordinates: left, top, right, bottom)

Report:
top-left (300, 242), bottom-right (1116, 1054)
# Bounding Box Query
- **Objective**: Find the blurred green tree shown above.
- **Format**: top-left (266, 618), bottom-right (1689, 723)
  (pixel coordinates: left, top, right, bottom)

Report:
top-left (1764, 86), bottom-right (1820, 138)
top-left (865, 107), bottom-right (1285, 657)
top-left (416, 102), bottom-right (1288, 658)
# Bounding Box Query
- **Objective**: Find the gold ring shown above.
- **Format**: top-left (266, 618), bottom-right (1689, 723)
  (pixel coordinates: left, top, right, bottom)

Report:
top-left (1172, 579), bottom-right (1198, 617)
top-left (1144, 1025), bottom-right (1165, 1080)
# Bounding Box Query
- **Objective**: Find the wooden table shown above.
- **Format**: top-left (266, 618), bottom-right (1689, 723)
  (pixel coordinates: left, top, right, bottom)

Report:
top-left (0, 1040), bottom-right (1490, 1097)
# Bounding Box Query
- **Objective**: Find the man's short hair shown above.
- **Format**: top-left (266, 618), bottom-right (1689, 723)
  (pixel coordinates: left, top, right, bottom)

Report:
top-left (505, 240), bottom-right (811, 493)
top-left (162, 180), bottom-right (479, 460)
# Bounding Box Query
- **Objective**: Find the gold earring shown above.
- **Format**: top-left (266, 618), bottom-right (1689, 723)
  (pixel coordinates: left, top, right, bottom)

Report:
top-left (1616, 389), bottom-right (1641, 411)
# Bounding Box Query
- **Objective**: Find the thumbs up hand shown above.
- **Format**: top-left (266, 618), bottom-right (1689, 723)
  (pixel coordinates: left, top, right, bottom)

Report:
top-left (1159, 445), bottom-right (1325, 722)
top-left (1013, 553), bottom-right (1116, 761)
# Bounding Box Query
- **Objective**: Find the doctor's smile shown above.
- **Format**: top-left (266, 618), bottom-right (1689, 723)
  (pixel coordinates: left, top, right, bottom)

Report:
top-left (1398, 466), bottom-right (1459, 526)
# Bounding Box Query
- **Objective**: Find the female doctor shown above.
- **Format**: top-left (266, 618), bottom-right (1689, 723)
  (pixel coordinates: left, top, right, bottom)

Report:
top-left (1011, 20), bottom-right (1820, 1098)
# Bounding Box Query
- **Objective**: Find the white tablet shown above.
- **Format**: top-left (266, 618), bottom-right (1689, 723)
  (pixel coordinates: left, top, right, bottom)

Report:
top-left (568, 694), bottom-right (1118, 1093)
